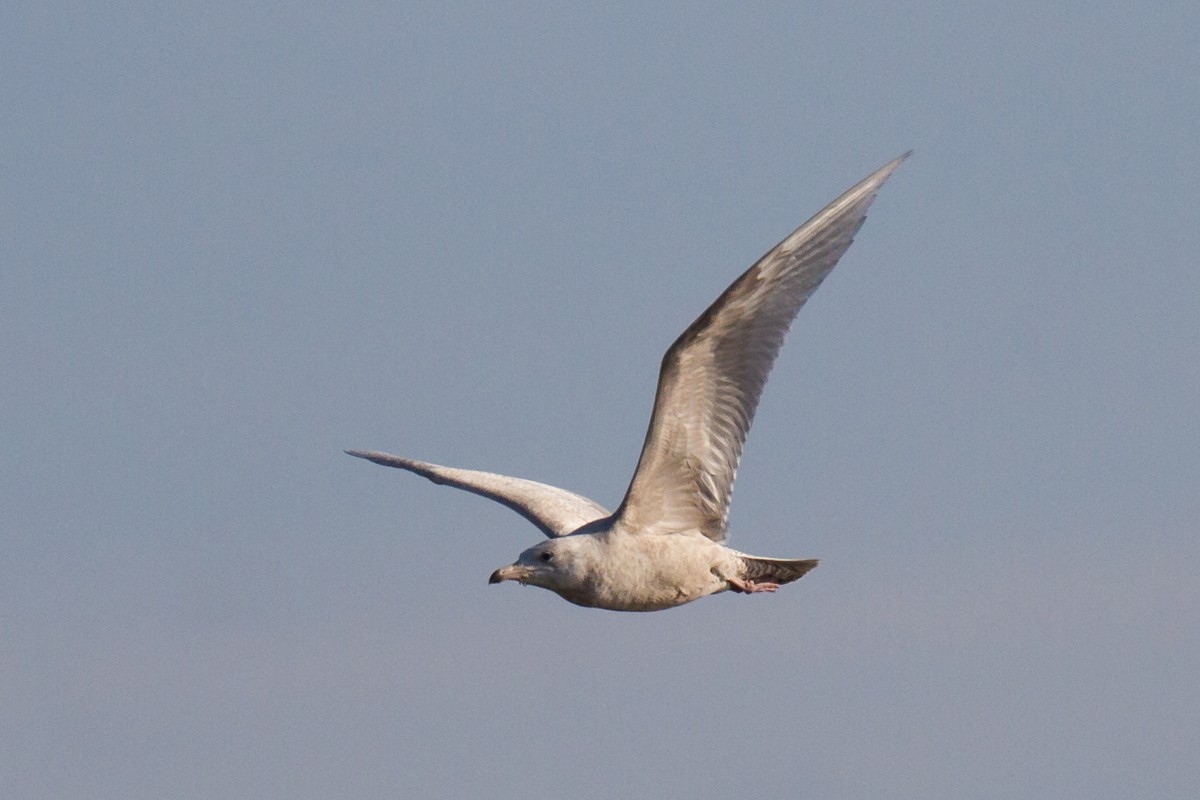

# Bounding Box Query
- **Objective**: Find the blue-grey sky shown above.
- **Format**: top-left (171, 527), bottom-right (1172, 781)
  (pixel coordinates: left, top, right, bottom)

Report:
top-left (4, 3), bottom-right (1198, 798)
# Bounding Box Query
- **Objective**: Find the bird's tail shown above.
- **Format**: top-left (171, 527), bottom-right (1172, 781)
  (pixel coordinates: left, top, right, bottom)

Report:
top-left (741, 556), bottom-right (819, 585)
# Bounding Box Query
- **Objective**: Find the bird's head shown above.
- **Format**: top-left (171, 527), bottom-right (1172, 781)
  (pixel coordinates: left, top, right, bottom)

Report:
top-left (488, 537), bottom-right (593, 598)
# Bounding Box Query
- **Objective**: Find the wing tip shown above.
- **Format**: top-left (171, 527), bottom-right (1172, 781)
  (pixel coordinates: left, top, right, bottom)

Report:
top-left (821, 149), bottom-right (911, 226)
top-left (345, 448), bottom-right (398, 467)
top-left (868, 149), bottom-right (913, 185)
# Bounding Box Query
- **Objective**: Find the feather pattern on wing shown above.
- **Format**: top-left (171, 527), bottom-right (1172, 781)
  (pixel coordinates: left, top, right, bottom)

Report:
top-left (344, 450), bottom-right (610, 538)
top-left (612, 153), bottom-right (909, 542)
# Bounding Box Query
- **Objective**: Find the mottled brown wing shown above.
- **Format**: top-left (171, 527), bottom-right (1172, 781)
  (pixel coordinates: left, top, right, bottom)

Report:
top-left (346, 450), bottom-right (610, 538)
top-left (612, 153), bottom-right (909, 542)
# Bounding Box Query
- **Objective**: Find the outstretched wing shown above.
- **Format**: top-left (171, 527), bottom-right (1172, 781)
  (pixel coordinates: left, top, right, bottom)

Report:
top-left (612, 153), bottom-right (909, 542)
top-left (345, 449), bottom-right (610, 538)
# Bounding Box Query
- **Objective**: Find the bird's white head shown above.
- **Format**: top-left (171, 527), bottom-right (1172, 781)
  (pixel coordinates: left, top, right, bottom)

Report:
top-left (488, 537), bottom-right (595, 601)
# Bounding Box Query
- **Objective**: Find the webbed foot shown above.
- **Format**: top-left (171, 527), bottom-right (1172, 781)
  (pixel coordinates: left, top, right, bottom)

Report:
top-left (728, 577), bottom-right (779, 594)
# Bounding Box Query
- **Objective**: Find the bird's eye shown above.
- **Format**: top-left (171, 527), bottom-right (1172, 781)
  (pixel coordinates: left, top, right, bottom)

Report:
top-left (539, 552), bottom-right (554, 563)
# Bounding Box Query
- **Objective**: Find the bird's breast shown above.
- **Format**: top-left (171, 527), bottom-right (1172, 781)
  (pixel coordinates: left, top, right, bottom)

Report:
top-left (570, 532), bottom-right (731, 612)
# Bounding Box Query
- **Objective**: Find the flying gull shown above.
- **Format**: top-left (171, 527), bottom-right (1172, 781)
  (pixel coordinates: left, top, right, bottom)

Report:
top-left (348, 153), bottom-right (908, 611)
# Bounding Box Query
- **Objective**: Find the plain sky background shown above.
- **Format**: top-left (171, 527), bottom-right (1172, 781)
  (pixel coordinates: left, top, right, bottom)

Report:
top-left (3, 2), bottom-right (1198, 798)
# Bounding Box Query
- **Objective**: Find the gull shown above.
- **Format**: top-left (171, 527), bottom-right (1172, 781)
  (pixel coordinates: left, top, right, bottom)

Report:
top-left (348, 153), bottom-right (908, 612)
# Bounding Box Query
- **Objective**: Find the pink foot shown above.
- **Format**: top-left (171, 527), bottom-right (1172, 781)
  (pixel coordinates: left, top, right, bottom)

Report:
top-left (728, 577), bottom-right (779, 594)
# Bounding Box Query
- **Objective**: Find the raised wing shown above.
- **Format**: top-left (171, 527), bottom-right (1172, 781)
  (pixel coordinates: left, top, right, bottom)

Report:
top-left (612, 153), bottom-right (909, 542)
top-left (345, 449), bottom-right (610, 538)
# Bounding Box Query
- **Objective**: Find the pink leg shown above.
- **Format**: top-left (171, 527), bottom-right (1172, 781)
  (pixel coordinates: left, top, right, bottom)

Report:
top-left (728, 577), bottom-right (779, 594)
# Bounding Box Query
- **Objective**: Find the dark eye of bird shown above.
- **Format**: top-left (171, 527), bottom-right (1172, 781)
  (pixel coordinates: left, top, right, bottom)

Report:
top-left (539, 552), bottom-right (554, 563)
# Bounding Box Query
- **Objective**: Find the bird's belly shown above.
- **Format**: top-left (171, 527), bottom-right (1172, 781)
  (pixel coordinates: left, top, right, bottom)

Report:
top-left (575, 535), bottom-right (731, 612)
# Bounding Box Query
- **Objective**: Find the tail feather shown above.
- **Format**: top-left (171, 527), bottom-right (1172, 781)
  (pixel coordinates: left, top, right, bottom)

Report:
top-left (741, 556), bottom-right (819, 585)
